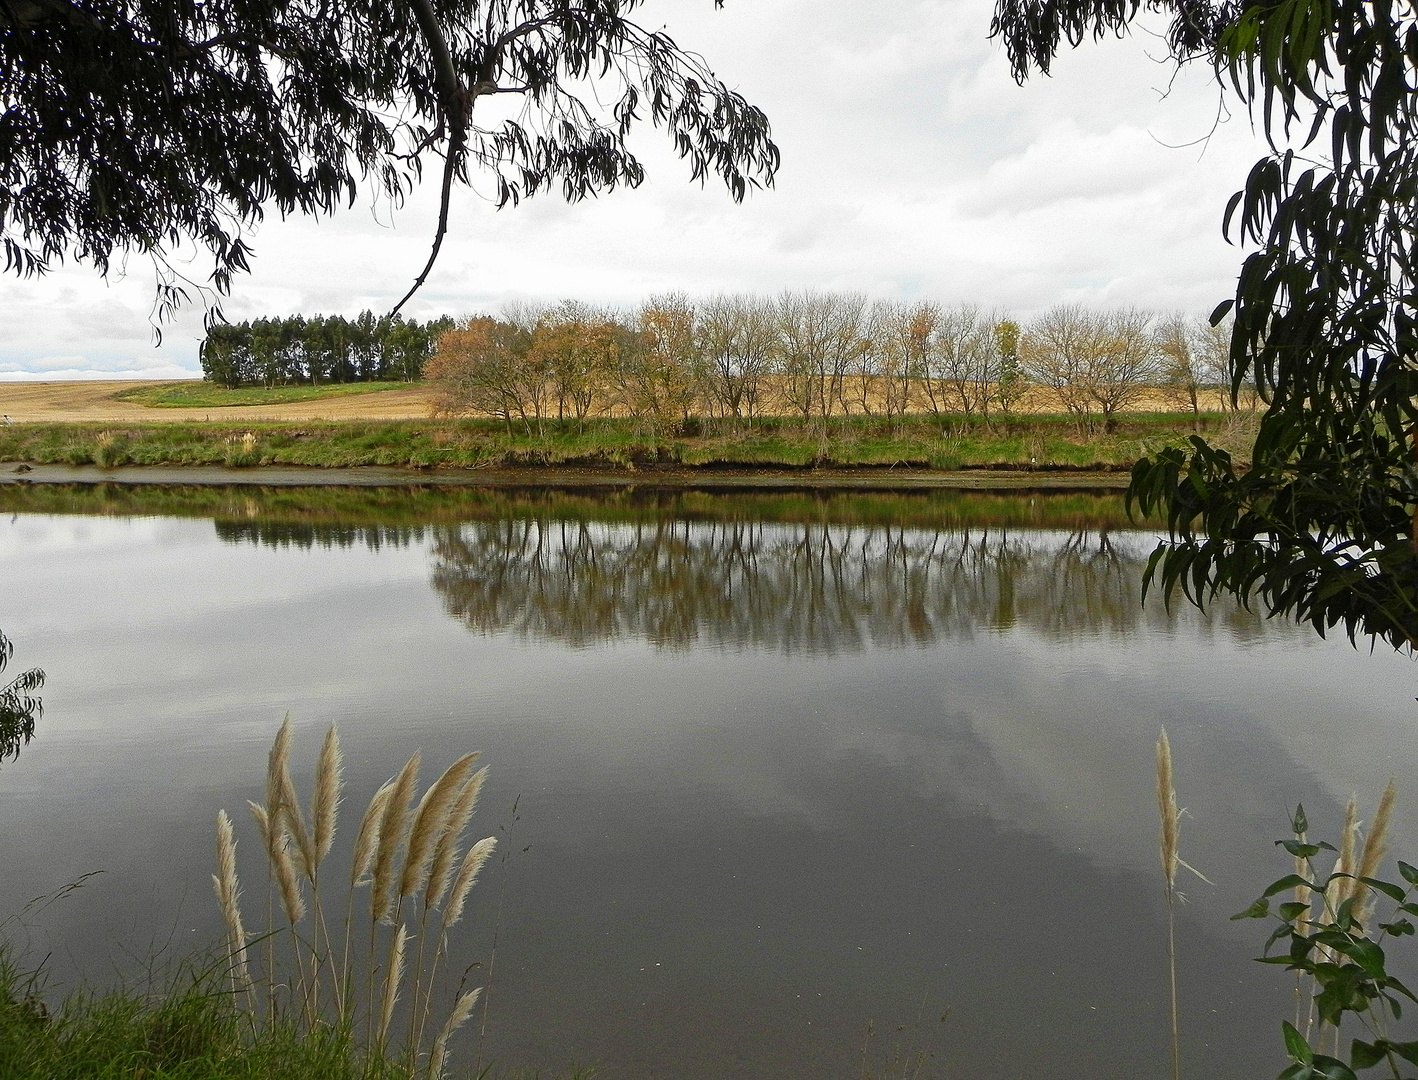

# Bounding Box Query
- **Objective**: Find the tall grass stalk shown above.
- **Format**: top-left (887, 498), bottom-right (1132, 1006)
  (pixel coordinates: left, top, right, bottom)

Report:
top-left (1156, 728), bottom-right (1182, 1080)
top-left (1154, 730), bottom-right (1212, 1080)
top-left (214, 719), bottom-right (496, 1078)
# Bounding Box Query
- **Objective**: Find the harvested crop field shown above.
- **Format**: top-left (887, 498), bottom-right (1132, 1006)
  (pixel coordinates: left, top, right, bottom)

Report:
top-left (0, 379), bottom-right (1238, 424)
top-left (0, 380), bottom-right (433, 422)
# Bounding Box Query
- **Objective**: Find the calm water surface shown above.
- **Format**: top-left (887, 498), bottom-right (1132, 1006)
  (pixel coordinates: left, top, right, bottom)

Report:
top-left (1, 486), bottom-right (1416, 1080)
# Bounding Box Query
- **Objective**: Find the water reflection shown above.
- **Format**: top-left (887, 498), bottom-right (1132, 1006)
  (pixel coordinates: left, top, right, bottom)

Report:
top-left (0, 628), bottom-right (43, 761)
top-left (0, 485), bottom-right (1412, 1080)
top-left (0, 483), bottom-right (1290, 650)
top-left (214, 520), bottom-right (428, 551)
top-left (428, 519), bottom-right (1281, 651)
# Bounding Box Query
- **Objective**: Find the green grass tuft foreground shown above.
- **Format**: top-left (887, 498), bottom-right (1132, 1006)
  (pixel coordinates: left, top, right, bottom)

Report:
top-left (0, 950), bottom-right (591, 1080)
top-left (0, 412), bottom-right (1260, 471)
top-left (112, 381), bottom-right (413, 408)
top-left (0, 954), bottom-right (404, 1080)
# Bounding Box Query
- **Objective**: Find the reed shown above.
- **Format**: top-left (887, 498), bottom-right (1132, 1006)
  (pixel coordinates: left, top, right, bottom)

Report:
top-left (213, 718), bottom-right (497, 1079)
top-left (1155, 728), bottom-right (1182, 1080)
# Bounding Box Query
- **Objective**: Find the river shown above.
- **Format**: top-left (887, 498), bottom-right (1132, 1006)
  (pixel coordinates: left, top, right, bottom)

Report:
top-left (1, 484), bottom-right (1414, 1079)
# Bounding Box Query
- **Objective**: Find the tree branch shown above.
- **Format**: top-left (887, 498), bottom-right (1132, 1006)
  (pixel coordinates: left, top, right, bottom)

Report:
top-left (391, 0), bottom-right (473, 317)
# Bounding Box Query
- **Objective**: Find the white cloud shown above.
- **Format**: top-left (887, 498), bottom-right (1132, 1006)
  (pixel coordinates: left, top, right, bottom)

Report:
top-left (0, 0), bottom-right (1273, 376)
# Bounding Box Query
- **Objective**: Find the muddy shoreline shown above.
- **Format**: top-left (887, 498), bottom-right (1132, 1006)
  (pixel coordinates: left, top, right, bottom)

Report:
top-left (0, 462), bottom-right (1132, 491)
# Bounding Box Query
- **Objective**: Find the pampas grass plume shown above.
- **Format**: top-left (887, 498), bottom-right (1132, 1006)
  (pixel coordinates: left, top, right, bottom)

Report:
top-left (352, 779), bottom-right (396, 888)
top-left (428, 987), bottom-right (482, 1080)
top-left (220, 723), bottom-right (496, 1064)
top-left (266, 720), bottom-right (290, 827)
top-left (252, 798), bottom-right (306, 924)
top-left (373, 751), bottom-right (422, 923)
top-left (313, 724), bottom-right (343, 868)
top-left (269, 714), bottom-right (317, 880)
top-left (1357, 779), bottom-right (1397, 884)
top-left (378, 923), bottom-right (408, 1045)
top-left (1335, 795), bottom-right (1359, 910)
top-left (213, 809), bottom-right (248, 987)
top-left (444, 836), bottom-right (497, 930)
top-left (427, 768), bottom-right (488, 911)
top-left (401, 752), bottom-right (480, 900)
top-left (1156, 728), bottom-right (1178, 888)
top-left (1355, 780), bottom-right (1398, 922)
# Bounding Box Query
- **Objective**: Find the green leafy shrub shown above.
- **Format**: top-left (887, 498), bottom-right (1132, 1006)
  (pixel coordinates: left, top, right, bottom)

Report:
top-left (1234, 789), bottom-right (1418, 1080)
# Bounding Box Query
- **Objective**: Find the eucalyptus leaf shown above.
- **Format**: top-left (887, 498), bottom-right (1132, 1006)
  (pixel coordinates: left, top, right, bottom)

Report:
top-left (1285, 1021), bottom-right (1315, 1064)
top-left (1350, 1040), bottom-right (1384, 1069)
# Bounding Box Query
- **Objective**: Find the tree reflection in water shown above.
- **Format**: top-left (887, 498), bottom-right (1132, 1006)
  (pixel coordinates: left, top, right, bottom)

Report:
top-left (0, 628), bottom-right (43, 761)
top-left (427, 518), bottom-right (1281, 652)
top-left (191, 488), bottom-right (1292, 652)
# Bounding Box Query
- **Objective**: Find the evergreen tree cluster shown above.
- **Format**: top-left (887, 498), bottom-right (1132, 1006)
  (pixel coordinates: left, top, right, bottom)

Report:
top-left (200, 312), bottom-right (456, 387)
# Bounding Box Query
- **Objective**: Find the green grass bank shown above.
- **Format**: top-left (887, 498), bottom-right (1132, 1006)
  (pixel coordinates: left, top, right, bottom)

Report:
top-left (0, 412), bottom-right (1258, 471)
top-left (111, 381), bottom-right (413, 408)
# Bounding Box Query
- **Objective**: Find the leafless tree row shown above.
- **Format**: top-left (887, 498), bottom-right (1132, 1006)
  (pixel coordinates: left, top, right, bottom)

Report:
top-left (426, 293), bottom-right (1251, 434)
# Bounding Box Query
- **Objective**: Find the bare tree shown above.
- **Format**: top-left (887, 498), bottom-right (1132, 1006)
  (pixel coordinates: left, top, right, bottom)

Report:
top-left (1087, 308), bottom-right (1158, 430)
top-left (1020, 304), bottom-right (1098, 420)
top-left (608, 294), bottom-right (699, 434)
top-left (843, 303), bottom-right (888, 416)
top-left (774, 291), bottom-right (821, 420)
top-left (928, 304), bottom-right (999, 418)
top-left (884, 301), bottom-right (938, 421)
top-left (821, 293), bottom-right (866, 417)
top-left (699, 293), bottom-right (776, 424)
top-left (1021, 306), bottom-right (1159, 431)
top-left (773, 291), bottom-right (865, 420)
top-left (1155, 311), bottom-right (1202, 421)
top-left (1191, 312), bottom-right (1259, 412)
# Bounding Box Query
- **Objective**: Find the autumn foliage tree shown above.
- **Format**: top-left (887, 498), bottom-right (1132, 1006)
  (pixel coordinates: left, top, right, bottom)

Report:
top-left (426, 316), bottom-right (537, 433)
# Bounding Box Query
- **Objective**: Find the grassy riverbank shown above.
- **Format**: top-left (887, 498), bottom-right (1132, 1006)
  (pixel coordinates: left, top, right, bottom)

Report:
top-left (0, 412), bottom-right (1258, 471)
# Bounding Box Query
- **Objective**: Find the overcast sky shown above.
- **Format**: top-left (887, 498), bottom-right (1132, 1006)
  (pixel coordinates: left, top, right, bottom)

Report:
top-left (0, 0), bottom-right (1265, 380)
